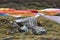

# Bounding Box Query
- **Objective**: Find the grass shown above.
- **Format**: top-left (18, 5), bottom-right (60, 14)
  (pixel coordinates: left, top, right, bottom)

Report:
top-left (0, 16), bottom-right (60, 40)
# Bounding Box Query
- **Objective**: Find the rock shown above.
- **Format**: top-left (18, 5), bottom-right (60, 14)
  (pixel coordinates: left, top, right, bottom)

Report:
top-left (32, 26), bottom-right (47, 35)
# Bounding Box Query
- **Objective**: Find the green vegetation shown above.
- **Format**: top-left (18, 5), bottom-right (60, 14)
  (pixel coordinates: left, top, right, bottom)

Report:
top-left (0, 1), bottom-right (58, 10)
top-left (0, 0), bottom-right (60, 9)
top-left (0, 16), bottom-right (60, 40)
top-left (38, 16), bottom-right (60, 35)
top-left (0, 0), bottom-right (60, 40)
